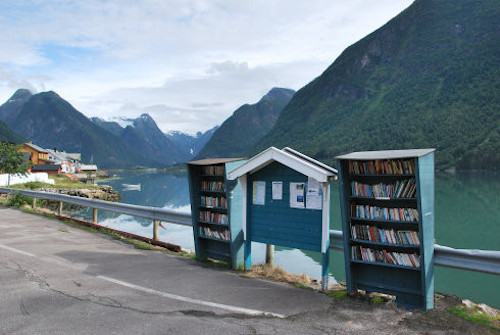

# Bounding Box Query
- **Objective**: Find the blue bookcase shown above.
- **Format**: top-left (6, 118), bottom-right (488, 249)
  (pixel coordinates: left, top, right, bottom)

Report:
top-left (336, 149), bottom-right (435, 310)
top-left (187, 158), bottom-right (246, 269)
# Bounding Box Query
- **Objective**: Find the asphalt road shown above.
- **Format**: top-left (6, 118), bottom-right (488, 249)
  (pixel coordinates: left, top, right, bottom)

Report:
top-left (0, 206), bottom-right (497, 335)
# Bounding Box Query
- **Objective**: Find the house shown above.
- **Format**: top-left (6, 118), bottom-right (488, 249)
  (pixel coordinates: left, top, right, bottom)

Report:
top-left (79, 164), bottom-right (98, 173)
top-left (31, 164), bottom-right (62, 175)
top-left (47, 149), bottom-right (76, 173)
top-left (19, 142), bottom-right (51, 166)
top-left (65, 153), bottom-right (82, 171)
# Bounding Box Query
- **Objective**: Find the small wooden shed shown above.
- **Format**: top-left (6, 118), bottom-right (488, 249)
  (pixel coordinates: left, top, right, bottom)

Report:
top-left (227, 147), bottom-right (338, 289)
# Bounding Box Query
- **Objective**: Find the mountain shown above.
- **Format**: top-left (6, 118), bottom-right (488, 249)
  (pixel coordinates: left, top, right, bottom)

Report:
top-left (196, 87), bottom-right (295, 159)
top-left (0, 120), bottom-right (24, 143)
top-left (0, 89), bottom-right (32, 125)
top-left (123, 113), bottom-right (186, 165)
top-left (90, 117), bottom-right (124, 137)
top-left (0, 90), bottom-right (154, 168)
top-left (92, 115), bottom-right (216, 164)
top-left (166, 126), bottom-right (218, 158)
top-left (253, 0), bottom-right (500, 170)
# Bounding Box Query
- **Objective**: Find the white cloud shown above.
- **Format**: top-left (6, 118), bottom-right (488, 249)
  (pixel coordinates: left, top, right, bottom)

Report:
top-left (0, 0), bottom-right (414, 134)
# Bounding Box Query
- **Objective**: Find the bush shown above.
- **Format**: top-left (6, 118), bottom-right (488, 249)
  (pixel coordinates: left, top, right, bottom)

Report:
top-left (7, 192), bottom-right (31, 207)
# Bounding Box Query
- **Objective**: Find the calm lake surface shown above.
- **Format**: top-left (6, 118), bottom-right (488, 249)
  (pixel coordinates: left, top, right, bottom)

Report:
top-left (85, 169), bottom-right (499, 308)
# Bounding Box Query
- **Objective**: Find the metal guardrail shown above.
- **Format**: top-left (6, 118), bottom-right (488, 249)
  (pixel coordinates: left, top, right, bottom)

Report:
top-left (1, 187), bottom-right (499, 275)
top-left (0, 187), bottom-right (192, 226)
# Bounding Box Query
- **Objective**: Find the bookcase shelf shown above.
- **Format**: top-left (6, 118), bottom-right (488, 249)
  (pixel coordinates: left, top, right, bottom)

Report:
top-left (351, 259), bottom-right (422, 271)
top-left (188, 158), bottom-right (246, 268)
top-left (336, 149), bottom-right (435, 311)
top-left (351, 239), bottom-right (420, 249)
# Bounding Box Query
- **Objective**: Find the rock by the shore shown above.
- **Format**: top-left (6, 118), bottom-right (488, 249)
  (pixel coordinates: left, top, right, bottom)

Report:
top-left (38, 185), bottom-right (120, 202)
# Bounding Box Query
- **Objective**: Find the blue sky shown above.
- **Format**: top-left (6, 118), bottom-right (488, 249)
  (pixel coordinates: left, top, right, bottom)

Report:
top-left (0, 0), bottom-right (413, 134)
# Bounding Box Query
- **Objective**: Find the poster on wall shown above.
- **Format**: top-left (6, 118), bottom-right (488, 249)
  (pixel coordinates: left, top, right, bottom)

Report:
top-left (252, 181), bottom-right (266, 205)
top-left (272, 181), bottom-right (283, 200)
top-left (290, 182), bottom-right (305, 209)
top-left (306, 177), bottom-right (322, 210)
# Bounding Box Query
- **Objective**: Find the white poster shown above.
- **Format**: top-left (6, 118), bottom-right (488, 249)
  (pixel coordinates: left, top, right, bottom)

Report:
top-left (290, 182), bottom-right (305, 209)
top-left (252, 181), bottom-right (266, 205)
top-left (272, 181), bottom-right (283, 200)
top-left (306, 177), bottom-right (322, 210)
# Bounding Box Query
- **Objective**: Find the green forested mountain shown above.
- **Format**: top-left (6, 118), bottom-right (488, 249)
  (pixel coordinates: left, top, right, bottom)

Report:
top-left (0, 120), bottom-right (24, 143)
top-left (253, 0), bottom-right (500, 170)
top-left (197, 87), bottom-right (295, 159)
top-left (1, 90), bottom-right (155, 168)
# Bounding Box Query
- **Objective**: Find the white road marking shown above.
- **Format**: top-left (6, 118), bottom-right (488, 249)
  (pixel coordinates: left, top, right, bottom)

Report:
top-left (0, 244), bottom-right (36, 257)
top-left (0, 243), bottom-right (285, 318)
top-left (97, 275), bottom-right (285, 318)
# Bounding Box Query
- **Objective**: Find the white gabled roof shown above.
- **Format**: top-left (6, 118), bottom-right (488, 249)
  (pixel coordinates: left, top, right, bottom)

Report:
top-left (227, 147), bottom-right (337, 183)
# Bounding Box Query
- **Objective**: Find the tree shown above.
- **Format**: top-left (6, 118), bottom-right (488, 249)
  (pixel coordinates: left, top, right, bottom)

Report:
top-left (0, 142), bottom-right (28, 186)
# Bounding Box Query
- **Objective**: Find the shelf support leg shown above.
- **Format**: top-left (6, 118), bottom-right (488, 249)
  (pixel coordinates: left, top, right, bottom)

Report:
top-left (322, 250), bottom-right (330, 291)
top-left (265, 244), bottom-right (274, 266)
top-left (244, 240), bottom-right (252, 271)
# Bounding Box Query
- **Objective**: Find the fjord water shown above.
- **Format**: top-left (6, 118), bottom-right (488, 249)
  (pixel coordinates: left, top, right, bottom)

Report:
top-left (93, 170), bottom-right (499, 308)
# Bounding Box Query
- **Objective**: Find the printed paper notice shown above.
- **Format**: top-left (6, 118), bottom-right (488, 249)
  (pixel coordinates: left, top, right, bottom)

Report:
top-left (306, 177), bottom-right (322, 210)
top-left (290, 182), bottom-right (305, 209)
top-left (253, 181), bottom-right (266, 205)
top-left (272, 181), bottom-right (283, 200)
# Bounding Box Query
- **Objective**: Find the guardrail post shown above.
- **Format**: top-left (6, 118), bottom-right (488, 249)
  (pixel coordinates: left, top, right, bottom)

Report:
top-left (266, 244), bottom-right (274, 266)
top-left (58, 201), bottom-right (63, 216)
top-left (153, 220), bottom-right (160, 241)
top-left (32, 197), bottom-right (36, 210)
top-left (93, 208), bottom-right (98, 224)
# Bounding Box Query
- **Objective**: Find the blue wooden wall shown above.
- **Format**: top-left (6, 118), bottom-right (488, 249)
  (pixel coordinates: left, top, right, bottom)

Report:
top-left (247, 162), bottom-right (323, 252)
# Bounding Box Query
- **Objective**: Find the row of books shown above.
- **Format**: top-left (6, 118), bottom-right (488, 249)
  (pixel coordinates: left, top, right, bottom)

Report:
top-left (202, 165), bottom-right (225, 176)
top-left (199, 226), bottom-right (230, 241)
top-left (351, 224), bottom-right (420, 245)
top-left (199, 210), bottom-right (228, 224)
top-left (351, 246), bottom-right (420, 268)
top-left (200, 180), bottom-right (225, 192)
top-left (200, 196), bottom-right (227, 209)
top-left (352, 204), bottom-right (419, 222)
top-left (351, 179), bottom-right (417, 198)
top-left (348, 159), bottom-right (416, 175)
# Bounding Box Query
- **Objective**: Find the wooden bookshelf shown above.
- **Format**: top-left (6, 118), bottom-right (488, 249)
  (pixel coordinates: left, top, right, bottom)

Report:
top-left (336, 149), bottom-right (435, 310)
top-left (187, 158), bottom-right (246, 268)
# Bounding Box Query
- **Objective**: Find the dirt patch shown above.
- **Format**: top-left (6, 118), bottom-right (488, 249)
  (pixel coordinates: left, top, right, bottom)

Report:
top-left (243, 264), bottom-right (318, 287)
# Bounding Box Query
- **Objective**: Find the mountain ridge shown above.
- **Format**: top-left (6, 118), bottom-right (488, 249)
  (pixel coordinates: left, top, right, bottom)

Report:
top-left (252, 0), bottom-right (500, 170)
top-left (196, 87), bottom-right (295, 159)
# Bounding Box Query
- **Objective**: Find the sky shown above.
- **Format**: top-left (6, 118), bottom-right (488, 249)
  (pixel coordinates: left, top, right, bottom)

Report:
top-left (0, 0), bottom-right (413, 135)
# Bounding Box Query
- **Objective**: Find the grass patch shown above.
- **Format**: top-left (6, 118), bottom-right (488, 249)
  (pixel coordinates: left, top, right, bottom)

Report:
top-left (293, 283), bottom-right (308, 289)
top-left (371, 296), bottom-right (385, 305)
top-left (326, 290), bottom-right (347, 299)
top-left (448, 306), bottom-right (500, 329)
top-left (58, 228), bottom-right (70, 233)
top-left (9, 174), bottom-right (100, 190)
top-left (194, 257), bottom-right (231, 269)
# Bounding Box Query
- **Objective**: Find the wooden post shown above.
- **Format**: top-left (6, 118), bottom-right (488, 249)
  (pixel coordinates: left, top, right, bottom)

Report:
top-left (58, 201), bottom-right (63, 216)
top-left (153, 220), bottom-right (160, 241)
top-left (32, 197), bottom-right (36, 210)
top-left (265, 244), bottom-right (274, 266)
top-left (92, 208), bottom-right (98, 223)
